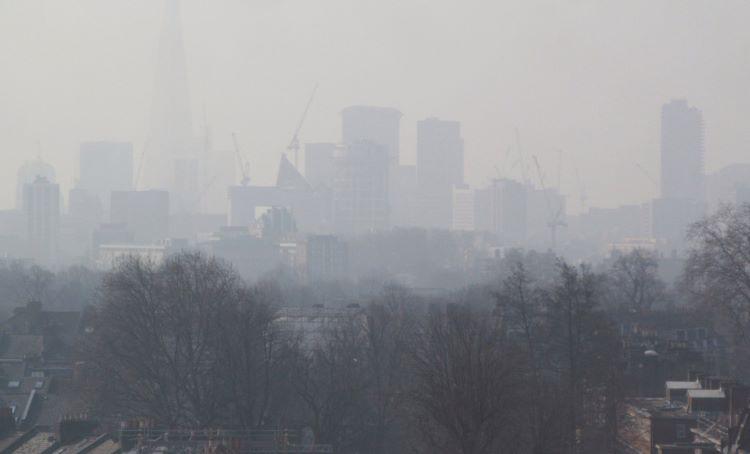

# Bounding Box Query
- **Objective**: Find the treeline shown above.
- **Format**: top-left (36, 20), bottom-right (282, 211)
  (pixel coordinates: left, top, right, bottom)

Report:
top-left (82, 252), bottom-right (628, 454)
top-left (0, 261), bottom-right (101, 317)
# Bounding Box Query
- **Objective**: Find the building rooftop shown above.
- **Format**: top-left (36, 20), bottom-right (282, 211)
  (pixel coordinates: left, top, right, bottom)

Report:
top-left (666, 380), bottom-right (702, 390)
top-left (0, 335), bottom-right (43, 360)
top-left (687, 389), bottom-right (725, 399)
top-left (624, 397), bottom-right (693, 418)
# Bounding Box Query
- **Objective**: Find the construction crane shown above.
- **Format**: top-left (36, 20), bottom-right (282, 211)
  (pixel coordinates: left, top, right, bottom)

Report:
top-left (232, 132), bottom-right (250, 186)
top-left (287, 83), bottom-right (319, 169)
top-left (574, 166), bottom-right (588, 214)
top-left (532, 155), bottom-right (567, 251)
top-left (514, 128), bottom-right (531, 187)
top-left (635, 162), bottom-right (658, 189)
top-left (188, 172), bottom-right (221, 212)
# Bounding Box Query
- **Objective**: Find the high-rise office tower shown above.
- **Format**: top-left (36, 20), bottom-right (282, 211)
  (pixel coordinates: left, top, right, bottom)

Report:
top-left (332, 141), bottom-right (389, 234)
top-left (142, 0), bottom-right (204, 214)
top-left (660, 99), bottom-right (705, 202)
top-left (653, 99), bottom-right (706, 252)
top-left (16, 160), bottom-right (56, 210)
top-left (417, 118), bottom-right (464, 229)
top-left (79, 141), bottom-right (133, 210)
top-left (23, 176), bottom-right (60, 267)
top-left (304, 143), bottom-right (337, 189)
top-left (474, 179), bottom-right (527, 245)
top-left (341, 106), bottom-right (401, 218)
top-left (341, 106), bottom-right (401, 170)
top-left (110, 190), bottom-right (170, 244)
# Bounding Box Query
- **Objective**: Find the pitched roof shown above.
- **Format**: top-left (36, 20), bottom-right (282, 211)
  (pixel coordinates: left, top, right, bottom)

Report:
top-left (276, 154), bottom-right (311, 191)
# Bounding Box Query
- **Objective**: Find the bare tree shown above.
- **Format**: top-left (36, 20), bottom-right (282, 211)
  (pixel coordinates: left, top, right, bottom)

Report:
top-left (291, 311), bottom-right (370, 452)
top-left (684, 204), bottom-right (750, 376)
top-left (410, 304), bottom-right (523, 454)
top-left (545, 262), bottom-right (621, 453)
top-left (85, 252), bottom-right (248, 427)
top-left (495, 262), bottom-right (561, 453)
top-left (608, 249), bottom-right (666, 314)
top-left (361, 285), bottom-right (418, 454)
top-left (215, 285), bottom-right (288, 429)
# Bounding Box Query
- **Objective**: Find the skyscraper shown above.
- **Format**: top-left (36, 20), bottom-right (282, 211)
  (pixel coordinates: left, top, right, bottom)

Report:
top-left (79, 141), bottom-right (133, 210)
top-left (341, 106), bottom-right (401, 219)
top-left (341, 106), bottom-right (401, 171)
top-left (660, 99), bottom-right (705, 202)
top-left (474, 178), bottom-right (527, 245)
top-left (332, 141), bottom-right (390, 234)
top-left (23, 176), bottom-right (60, 267)
top-left (417, 118), bottom-right (464, 229)
top-left (653, 99), bottom-right (706, 252)
top-left (143, 0), bottom-right (203, 214)
top-left (110, 190), bottom-right (170, 244)
top-left (304, 143), bottom-right (337, 189)
top-left (16, 159), bottom-right (55, 210)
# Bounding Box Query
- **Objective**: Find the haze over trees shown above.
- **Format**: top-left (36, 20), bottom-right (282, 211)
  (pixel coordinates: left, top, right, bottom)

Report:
top-left (76, 251), bottom-right (624, 453)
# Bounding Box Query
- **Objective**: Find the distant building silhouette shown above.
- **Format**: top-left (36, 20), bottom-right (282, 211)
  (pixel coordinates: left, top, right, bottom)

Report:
top-left (660, 99), bottom-right (705, 202)
top-left (332, 141), bottom-right (389, 234)
top-left (228, 155), bottom-right (329, 232)
top-left (341, 106), bottom-right (401, 172)
top-left (79, 141), bottom-right (133, 210)
top-left (451, 184), bottom-right (474, 231)
top-left (341, 106), bottom-right (401, 221)
top-left (475, 179), bottom-right (527, 245)
top-left (416, 118), bottom-right (464, 229)
top-left (16, 160), bottom-right (55, 210)
top-left (142, 0), bottom-right (206, 214)
top-left (23, 176), bottom-right (60, 267)
top-left (67, 186), bottom-right (104, 258)
top-left (393, 165), bottom-right (418, 227)
top-left (706, 163), bottom-right (750, 211)
top-left (110, 190), bottom-right (169, 244)
top-left (303, 235), bottom-right (348, 283)
top-left (304, 143), bottom-right (337, 189)
top-left (653, 99), bottom-right (706, 252)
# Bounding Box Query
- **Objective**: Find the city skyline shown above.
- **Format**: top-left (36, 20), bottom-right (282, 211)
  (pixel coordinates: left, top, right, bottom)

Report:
top-left (2, 1), bottom-right (750, 213)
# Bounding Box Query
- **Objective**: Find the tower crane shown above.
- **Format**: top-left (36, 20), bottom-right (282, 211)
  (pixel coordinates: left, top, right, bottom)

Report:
top-left (574, 166), bottom-right (588, 214)
top-left (232, 132), bottom-right (250, 186)
top-left (514, 128), bottom-right (531, 187)
top-left (287, 83), bottom-right (319, 169)
top-left (532, 155), bottom-right (567, 251)
top-left (635, 162), bottom-right (658, 189)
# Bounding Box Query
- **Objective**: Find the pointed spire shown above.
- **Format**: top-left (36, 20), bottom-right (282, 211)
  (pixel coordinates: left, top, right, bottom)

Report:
top-left (149, 0), bottom-right (193, 151)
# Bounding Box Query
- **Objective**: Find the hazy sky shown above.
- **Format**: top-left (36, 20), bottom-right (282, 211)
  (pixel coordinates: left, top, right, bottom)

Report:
top-left (1, 0), bottom-right (749, 212)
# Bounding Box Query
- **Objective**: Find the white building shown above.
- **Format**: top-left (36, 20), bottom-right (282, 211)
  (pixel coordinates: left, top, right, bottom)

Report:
top-left (96, 244), bottom-right (167, 269)
top-left (451, 184), bottom-right (474, 231)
